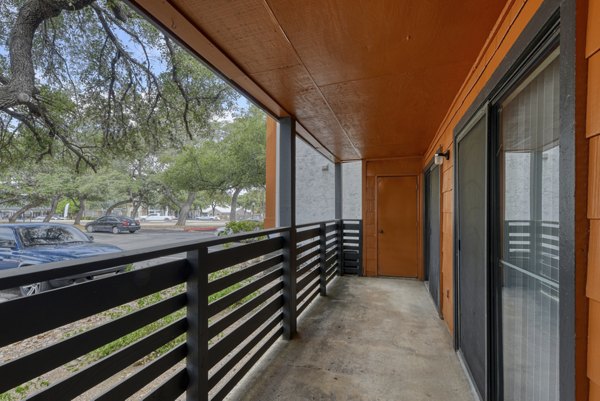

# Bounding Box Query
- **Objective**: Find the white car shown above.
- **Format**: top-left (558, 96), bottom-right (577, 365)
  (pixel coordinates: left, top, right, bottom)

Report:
top-left (140, 213), bottom-right (175, 222)
top-left (196, 215), bottom-right (221, 221)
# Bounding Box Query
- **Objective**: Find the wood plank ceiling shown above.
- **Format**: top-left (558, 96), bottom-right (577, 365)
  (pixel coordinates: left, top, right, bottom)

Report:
top-left (132, 0), bottom-right (507, 161)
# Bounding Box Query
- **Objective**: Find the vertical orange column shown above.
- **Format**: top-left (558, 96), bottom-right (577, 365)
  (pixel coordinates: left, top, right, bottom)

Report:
top-left (264, 116), bottom-right (277, 228)
top-left (587, 0), bottom-right (600, 399)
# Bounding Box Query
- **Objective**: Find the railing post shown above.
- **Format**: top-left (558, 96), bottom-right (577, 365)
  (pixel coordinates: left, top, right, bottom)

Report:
top-left (282, 229), bottom-right (297, 340)
top-left (319, 223), bottom-right (327, 296)
top-left (337, 220), bottom-right (344, 276)
top-left (186, 246), bottom-right (209, 401)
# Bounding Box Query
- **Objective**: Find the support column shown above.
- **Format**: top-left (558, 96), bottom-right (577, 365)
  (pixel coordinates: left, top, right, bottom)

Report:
top-left (335, 163), bottom-right (343, 275)
top-left (277, 117), bottom-right (296, 227)
top-left (335, 163), bottom-right (342, 220)
top-left (263, 116), bottom-right (277, 229)
top-left (277, 117), bottom-right (297, 340)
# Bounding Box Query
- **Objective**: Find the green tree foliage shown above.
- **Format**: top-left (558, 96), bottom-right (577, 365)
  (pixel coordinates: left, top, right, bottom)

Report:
top-left (161, 142), bottom-right (228, 226)
top-left (238, 188), bottom-right (266, 219)
top-left (220, 107), bottom-right (266, 221)
top-left (0, 161), bottom-right (74, 221)
top-left (0, 0), bottom-right (250, 222)
top-left (196, 190), bottom-right (229, 216)
top-left (0, 0), bottom-right (237, 170)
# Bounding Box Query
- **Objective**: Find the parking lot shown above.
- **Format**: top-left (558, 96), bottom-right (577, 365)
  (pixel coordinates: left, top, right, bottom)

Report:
top-left (89, 227), bottom-right (217, 250)
top-left (0, 225), bottom-right (220, 302)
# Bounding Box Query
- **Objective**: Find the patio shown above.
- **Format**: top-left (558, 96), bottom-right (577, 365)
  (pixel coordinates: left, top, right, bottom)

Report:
top-left (228, 277), bottom-right (474, 401)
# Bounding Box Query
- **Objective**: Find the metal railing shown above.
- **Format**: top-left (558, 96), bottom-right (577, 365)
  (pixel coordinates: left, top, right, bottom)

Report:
top-left (0, 219), bottom-right (362, 401)
top-left (503, 220), bottom-right (559, 283)
top-left (341, 220), bottom-right (363, 275)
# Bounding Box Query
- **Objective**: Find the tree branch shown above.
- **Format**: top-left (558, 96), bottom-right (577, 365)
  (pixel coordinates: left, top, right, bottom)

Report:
top-left (164, 36), bottom-right (193, 140)
top-left (0, 0), bottom-right (95, 110)
top-left (92, 4), bottom-right (162, 97)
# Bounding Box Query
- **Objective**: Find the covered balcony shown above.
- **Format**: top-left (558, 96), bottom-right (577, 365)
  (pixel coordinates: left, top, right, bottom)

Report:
top-left (0, 0), bottom-right (593, 400)
top-left (0, 220), bottom-right (477, 400)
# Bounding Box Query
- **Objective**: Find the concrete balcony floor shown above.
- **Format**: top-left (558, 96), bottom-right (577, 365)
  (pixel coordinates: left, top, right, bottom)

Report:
top-left (228, 276), bottom-right (475, 401)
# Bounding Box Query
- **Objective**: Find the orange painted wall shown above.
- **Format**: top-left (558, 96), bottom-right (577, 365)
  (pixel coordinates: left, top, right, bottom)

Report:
top-left (362, 157), bottom-right (423, 277)
top-left (587, 0), bottom-right (600, 399)
top-left (264, 117), bottom-right (277, 229)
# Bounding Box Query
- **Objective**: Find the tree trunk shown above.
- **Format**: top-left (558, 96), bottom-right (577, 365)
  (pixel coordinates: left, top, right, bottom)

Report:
top-left (176, 192), bottom-right (196, 226)
top-left (229, 188), bottom-right (242, 222)
top-left (106, 199), bottom-right (132, 215)
top-left (131, 200), bottom-right (141, 218)
top-left (74, 197), bottom-right (86, 225)
top-left (9, 203), bottom-right (37, 222)
top-left (43, 195), bottom-right (61, 222)
top-left (1, 0), bottom-right (95, 110)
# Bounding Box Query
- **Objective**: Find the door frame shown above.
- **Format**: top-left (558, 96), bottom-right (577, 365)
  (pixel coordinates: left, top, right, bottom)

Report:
top-left (487, 22), bottom-right (560, 401)
top-left (375, 173), bottom-right (422, 278)
top-left (453, 105), bottom-right (490, 401)
top-left (423, 161), bottom-right (442, 317)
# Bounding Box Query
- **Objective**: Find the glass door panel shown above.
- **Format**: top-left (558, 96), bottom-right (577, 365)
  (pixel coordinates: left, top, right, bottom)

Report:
top-left (456, 111), bottom-right (488, 399)
top-left (499, 50), bottom-right (560, 401)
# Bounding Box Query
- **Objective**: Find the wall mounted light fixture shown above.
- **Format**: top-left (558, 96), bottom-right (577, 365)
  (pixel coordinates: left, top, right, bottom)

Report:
top-left (434, 149), bottom-right (450, 166)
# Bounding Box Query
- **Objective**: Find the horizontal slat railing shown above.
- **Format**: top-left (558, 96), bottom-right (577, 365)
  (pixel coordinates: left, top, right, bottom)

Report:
top-left (296, 238), bottom-right (320, 255)
top-left (29, 318), bottom-right (188, 401)
top-left (0, 259), bottom-right (189, 348)
top-left (297, 259), bottom-right (319, 278)
top-left (341, 219), bottom-right (363, 275)
top-left (207, 267), bottom-right (283, 317)
top-left (0, 220), bottom-right (362, 400)
top-left (0, 292), bottom-right (187, 393)
top-left (96, 342), bottom-right (188, 401)
top-left (503, 219), bottom-right (559, 286)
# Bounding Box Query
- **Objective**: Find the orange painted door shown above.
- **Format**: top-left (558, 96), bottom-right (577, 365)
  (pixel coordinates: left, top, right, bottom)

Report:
top-left (377, 176), bottom-right (419, 277)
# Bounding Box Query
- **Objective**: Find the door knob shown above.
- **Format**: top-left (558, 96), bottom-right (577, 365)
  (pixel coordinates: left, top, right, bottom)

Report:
top-left (379, 229), bottom-right (384, 234)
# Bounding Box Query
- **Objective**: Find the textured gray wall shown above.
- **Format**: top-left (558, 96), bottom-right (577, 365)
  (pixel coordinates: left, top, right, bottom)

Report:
top-left (295, 138), bottom-right (361, 224)
top-left (342, 162), bottom-right (362, 220)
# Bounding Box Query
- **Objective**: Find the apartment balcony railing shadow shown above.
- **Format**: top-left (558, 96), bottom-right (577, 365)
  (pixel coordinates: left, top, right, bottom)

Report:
top-left (0, 219), bottom-right (362, 400)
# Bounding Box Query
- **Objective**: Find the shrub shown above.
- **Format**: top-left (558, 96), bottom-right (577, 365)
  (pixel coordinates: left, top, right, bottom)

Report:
top-left (219, 220), bottom-right (263, 236)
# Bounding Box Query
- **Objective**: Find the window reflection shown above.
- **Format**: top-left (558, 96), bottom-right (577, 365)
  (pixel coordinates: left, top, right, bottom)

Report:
top-left (500, 50), bottom-right (560, 401)
top-left (17, 226), bottom-right (91, 247)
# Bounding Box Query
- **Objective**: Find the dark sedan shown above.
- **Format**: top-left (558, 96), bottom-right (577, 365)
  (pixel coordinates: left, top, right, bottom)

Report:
top-left (85, 215), bottom-right (141, 234)
top-left (0, 223), bottom-right (123, 295)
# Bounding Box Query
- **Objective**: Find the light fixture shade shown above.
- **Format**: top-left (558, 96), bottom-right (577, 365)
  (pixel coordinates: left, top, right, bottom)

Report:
top-left (433, 149), bottom-right (449, 166)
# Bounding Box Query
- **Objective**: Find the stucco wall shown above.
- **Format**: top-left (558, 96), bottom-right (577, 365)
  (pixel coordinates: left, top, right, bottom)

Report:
top-left (295, 138), bottom-right (361, 224)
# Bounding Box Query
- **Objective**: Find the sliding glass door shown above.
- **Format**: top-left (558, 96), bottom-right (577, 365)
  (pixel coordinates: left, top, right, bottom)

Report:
top-left (425, 164), bottom-right (441, 312)
top-left (456, 109), bottom-right (488, 400)
top-left (498, 49), bottom-right (560, 401)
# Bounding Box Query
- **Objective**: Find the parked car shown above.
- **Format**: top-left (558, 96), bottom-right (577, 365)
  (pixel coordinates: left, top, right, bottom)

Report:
top-left (196, 215), bottom-right (220, 221)
top-left (85, 215), bottom-right (141, 234)
top-left (140, 213), bottom-right (175, 222)
top-left (33, 215), bottom-right (64, 221)
top-left (0, 223), bottom-right (124, 295)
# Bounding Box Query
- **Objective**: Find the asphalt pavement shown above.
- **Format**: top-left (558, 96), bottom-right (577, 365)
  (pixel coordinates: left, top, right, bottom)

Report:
top-left (89, 228), bottom-right (216, 251)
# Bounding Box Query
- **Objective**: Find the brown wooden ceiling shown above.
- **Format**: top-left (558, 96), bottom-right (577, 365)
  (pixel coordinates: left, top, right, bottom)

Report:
top-left (132, 0), bottom-right (507, 161)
